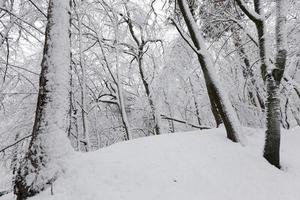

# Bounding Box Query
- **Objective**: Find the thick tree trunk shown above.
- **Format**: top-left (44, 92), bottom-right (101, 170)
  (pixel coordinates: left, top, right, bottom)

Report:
top-left (235, 0), bottom-right (287, 168)
top-left (14, 0), bottom-right (72, 199)
top-left (263, 76), bottom-right (281, 168)
top-left (188, 1), bottom-right (223, 128)
top-left (177, 0), bottom-right (241, 142)
top-left (207, 86), bottom-right (223, 127)
top-left (263, 0), bottom-right (287, 168)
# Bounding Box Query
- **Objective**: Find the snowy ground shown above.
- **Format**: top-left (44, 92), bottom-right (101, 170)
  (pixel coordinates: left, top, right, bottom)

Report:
top-left (1, 127), bottom-right (300, 200)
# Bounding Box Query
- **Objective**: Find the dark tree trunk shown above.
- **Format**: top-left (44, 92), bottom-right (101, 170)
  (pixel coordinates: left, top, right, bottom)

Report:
top-left (177, 0), bottom-right (241, 142)
top-left (263, 75), bottom-right (281, 168)
top-left (207, 86), bottom-right (223, 127)
top-left (263, 0), bottom-right (287, 168)
top-left (235, 0), bottom-right (287, 168)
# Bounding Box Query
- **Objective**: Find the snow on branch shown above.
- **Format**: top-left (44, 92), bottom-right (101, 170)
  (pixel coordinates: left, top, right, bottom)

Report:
top-left (170, 18), bottom-right (199, 54)
top-left (161, 114), bottom-right (212, 130)
top-left (235, 0), bottom-right (263, 22)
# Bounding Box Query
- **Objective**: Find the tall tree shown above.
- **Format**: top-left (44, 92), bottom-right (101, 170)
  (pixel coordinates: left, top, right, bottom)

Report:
top-left (121, 3), bottom-right (163, 135)
top-left (235, 0), bottom-right (288, 168)
top-left (263, 0), bottom-right (287, 168)
top-left (176, 0), bottom-right (241, 142)
top-left (74, 0), bottom-right (91, 150)
top-left (14, 0), bottom-right (73, 199)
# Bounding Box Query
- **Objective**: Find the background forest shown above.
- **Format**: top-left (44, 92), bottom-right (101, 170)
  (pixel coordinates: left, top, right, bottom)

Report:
top-left (0, 0), bottom-right (300, 199)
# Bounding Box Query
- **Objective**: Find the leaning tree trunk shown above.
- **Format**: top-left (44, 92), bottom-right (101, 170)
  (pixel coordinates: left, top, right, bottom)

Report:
top-left (14, 0), bottom-right (72, 199)
top-left (177, 0), bottom-right (241, 142)
top-left (207, 85), bottom-right (223, 127)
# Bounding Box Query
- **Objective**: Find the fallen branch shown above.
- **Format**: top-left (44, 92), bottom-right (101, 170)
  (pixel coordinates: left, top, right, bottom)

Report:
top-left (160, 114), bottom-right (211, 130)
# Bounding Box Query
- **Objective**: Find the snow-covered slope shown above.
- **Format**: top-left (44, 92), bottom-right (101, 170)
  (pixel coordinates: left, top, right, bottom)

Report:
top-left (3, 127), bottom-right (300, 200)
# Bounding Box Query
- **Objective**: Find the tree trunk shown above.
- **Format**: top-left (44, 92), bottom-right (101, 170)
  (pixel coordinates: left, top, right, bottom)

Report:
top-left (76, 4), bottom-right (90, 151)
top-left (163, 89), bottom-right (175, 133)
top-left (189, 78), bottom-right (202, 126)
top-left (115, 25), bottom-right (132, 141)
top-left (232, 29), bottom-right (264, 110)
top-left (207, 86), bottom-right (223, 127)
top-left (95, 30), bottom-right (132, 141)
top-left (263, 0), bottom-right (287, 168)
top-left (68, 63), bottom-right (80, 151)
top-left (263, 76), bottom-right (281, 168)
top-left (235, 0), bottom-right (287, 168)
top-left (14, 0), bottom-right (72, 199)
top-left (177, 0), bottom-right (241, 142)
top-left (117, 83), bottom-right (132, 141)
top-left (138, 53), bottom-right (162, 135)
top-left (124, 5), bottom-right (162, 136)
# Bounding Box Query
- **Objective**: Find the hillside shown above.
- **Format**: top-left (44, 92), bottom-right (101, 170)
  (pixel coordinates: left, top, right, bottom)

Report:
top-left (2, 127), bottom-right (300, 200)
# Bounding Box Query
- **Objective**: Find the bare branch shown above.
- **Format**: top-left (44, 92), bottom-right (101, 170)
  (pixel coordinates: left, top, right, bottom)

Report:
top-left (0, 134), bottom-right (31, 153)
top-left (235, 0), bottom-right (263, 22)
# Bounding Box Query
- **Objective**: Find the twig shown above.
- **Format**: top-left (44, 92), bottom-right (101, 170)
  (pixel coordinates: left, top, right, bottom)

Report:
top-left (0, 134), bottom-right (31, 153)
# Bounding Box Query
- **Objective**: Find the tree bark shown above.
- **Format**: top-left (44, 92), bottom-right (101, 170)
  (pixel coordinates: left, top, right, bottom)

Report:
top-left (137, 52), bottom-right (162, 135)
top-left (235, 0), bottom-right (287, 168)
top-left (124, 6), bottom-right (162, 136)
top-left (177, 0), bottom-right (241, 142)
top-left (14, 0), bottom-right (72, 198)
top-left (263, 0), bottom-right (287, 168)
top-left (263, 75), bottom-right (281, 168)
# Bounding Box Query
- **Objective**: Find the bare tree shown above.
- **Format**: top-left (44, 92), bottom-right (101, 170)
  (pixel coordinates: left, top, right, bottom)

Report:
top-left (235, 0), bottom-right (288, 168)
top-left (176, 0), bottom-right (241, 142)
top-left (121, 3), bottom-right (163, 135)
top-left (14, 0), bottom-right (73, 199)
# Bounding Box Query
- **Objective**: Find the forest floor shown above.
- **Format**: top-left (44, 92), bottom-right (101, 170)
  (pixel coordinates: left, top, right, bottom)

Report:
top-left (1, 126), bottom-right (300, 200)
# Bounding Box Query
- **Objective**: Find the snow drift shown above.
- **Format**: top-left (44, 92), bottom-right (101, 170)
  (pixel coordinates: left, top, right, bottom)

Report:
top-left (2, 127), bottom-right (300, 200)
